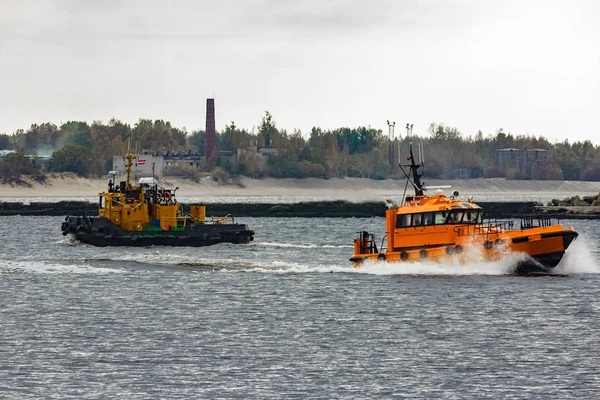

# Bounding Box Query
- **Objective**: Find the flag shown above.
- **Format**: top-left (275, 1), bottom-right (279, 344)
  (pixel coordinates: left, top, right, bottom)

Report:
top-left (138, 159), bottom-right (146, 165)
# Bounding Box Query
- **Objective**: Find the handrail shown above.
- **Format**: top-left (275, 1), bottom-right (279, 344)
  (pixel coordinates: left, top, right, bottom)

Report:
top-left (380, 234), bottom-right (388, 253)
top-left (454, 221), bottom-right (516, 237)
top-left (210, 214), bottom-right (235, 224)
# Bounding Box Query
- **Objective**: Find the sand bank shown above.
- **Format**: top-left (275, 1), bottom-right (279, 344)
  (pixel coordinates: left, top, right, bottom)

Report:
top-left (2, 174), bottom-right (600, 200)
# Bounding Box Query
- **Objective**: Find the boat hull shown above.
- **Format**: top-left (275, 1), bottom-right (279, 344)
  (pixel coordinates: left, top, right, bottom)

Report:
top-left (351, 227), bottom-right (578, 275)
top-left (61, 216), bottom-right (254, 247)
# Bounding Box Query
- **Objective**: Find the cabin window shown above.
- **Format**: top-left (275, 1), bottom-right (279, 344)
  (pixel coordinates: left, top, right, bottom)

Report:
top-left (442, 210), bottom-right (483, 224)
top-left (476, 211), bottom-right (483, 223)
top-left (396, 214), bottom-right (412, 228)
top-left (99, 196), bottom-right (105, 209)
top-left (434, 211), bottom-right (447, 224)
top-left (412, 213), bottom-right (422, 226)
top-left (447, 210), bottom-right (464, 224)
top-left (463, 210), bottom-right (481, 224)
top-left (397, 213), bottom-right (435, 228)
top-left (422, 212), bottom-right (433, 225)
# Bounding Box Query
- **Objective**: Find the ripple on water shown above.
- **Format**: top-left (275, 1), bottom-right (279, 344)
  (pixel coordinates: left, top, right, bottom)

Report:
top-left (1, 215), bottom-right (599, 399)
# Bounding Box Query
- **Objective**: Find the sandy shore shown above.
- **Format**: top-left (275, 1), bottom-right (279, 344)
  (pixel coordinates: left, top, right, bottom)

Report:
top-left (2, 173), bottom-right (600, 199)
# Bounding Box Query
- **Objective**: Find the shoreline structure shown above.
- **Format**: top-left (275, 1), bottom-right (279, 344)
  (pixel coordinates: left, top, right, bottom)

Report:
top-left (0, 200), bottom-right (598, 219)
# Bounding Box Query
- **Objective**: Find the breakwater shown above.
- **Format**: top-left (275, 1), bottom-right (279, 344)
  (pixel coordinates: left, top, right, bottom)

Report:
top-left (1, 200), bottom-right (588, 218)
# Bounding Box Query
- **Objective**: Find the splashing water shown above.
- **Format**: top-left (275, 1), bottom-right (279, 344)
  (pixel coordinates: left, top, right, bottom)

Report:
top-left (252, 241), bottom-right (351, 249)
top-left (555, 237), bottom-right (600, 274)
top-left (0, 259), bottom-right (124, 275)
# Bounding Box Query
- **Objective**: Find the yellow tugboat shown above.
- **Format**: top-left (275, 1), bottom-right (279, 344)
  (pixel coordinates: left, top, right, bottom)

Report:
top-left (61, 151), bottom-right (254, 246)
top-left (350, 125), bottom-right (578, 274)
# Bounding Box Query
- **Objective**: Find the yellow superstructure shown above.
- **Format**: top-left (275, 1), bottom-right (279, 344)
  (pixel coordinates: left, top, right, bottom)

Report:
top-left (97, 151), bottom-right (210, 232)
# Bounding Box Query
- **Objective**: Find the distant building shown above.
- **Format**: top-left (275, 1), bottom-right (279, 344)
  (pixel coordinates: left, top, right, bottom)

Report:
top-left (527, 149), bottom-right (553, 180)
top-left (495, 148), bottom-right (552, 179)
top-left (237, 141), bottom-right (280, 171)
top-left (36, 156), bottom-right (52, 171)
top-left (0, 150), bottom-right (17, 157)
top-left (495, 148), bottom-right (526, 175)
top-left (0, 149), bottom-right (52, 171)
top-left (112, 152), bottom-right (165, 177)
top-left (112, 151), bottom-right (204, 177)
top-left (164, 152), bottom-right (202, 169)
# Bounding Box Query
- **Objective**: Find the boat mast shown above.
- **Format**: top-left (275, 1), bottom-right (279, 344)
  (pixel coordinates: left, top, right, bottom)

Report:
top-left (123, 141), bottom-right (136, 189)
top-left (400, 123), bottom-right (424, 196)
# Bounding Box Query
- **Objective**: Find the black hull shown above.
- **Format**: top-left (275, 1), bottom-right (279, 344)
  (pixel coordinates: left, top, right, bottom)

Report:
top-left (61, 216), bottom-right (254, 247)
top-left (513, 251), bottom-right (567, 275)
top-left (72, 233), bottom-right (253, 247)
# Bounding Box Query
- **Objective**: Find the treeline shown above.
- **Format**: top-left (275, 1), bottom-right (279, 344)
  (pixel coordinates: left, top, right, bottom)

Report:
top-left (1, 112), bottom-right (600, 181)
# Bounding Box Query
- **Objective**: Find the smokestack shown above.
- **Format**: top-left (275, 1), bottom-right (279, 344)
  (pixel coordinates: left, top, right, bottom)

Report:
top-left (204, 98), bottom-right (217, 163)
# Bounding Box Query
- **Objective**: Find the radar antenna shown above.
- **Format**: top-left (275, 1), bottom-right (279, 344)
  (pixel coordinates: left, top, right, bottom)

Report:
top-left (398, 123), bottom-right (425, 196)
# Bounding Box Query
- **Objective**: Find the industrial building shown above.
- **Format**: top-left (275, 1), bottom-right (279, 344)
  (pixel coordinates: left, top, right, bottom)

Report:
top-left (495, 148), bottom-right (553, 179)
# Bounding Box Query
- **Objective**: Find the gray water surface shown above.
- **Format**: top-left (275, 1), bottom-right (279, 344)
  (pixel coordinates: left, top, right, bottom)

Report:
top-left (1, 216), bottom-right (600, 399)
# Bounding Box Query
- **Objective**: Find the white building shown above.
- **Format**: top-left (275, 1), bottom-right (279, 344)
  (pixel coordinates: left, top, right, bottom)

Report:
top-left (112, 154), bottom-right (165, 177)
top-left (112, 152), bottom-right (204, 177)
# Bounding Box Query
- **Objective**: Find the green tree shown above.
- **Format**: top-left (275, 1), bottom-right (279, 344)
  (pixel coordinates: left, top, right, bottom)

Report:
top-left (188, 130), bottom-right (205, 154)
top-left (258, 111), bottom-right (278, 147)
top-left (0, 134), bottom-right (11, 149)
top-left (24, 123), bottom-right (60, 153)
top-left (51, 144), bottom-right (93, 177)
top-left (90, 121), bottom-right (115, 174)
top-left (219, 122), bottom-right (238, 153)
top-left (133, 119), bottom-right (186, 152)
top-left (107, 118), bottom-right (132, 141)
top-left (61, 121), bottom-right (92, 149)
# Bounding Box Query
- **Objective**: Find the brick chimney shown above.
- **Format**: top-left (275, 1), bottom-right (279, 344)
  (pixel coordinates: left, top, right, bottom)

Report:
top-left (204, 98), bottom-right (217, 166)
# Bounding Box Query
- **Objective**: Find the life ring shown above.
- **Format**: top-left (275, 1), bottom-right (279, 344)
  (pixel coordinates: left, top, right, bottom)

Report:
top-left (484, 240), bottom-right (493, 250)
top-left (455, 245), bottom-right (463, 254)
top-left (400, 251), bottom-right (409, 261)
top-left (377, 253), bottom-right (386, 261)
top-left (446, 246), bottom-right (455, 255)
top-left (419, 249), bottom-right (428, 259)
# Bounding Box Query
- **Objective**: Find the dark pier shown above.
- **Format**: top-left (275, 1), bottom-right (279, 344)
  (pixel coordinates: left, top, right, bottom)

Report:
top-left (1, 200), bottom-right (597, 218)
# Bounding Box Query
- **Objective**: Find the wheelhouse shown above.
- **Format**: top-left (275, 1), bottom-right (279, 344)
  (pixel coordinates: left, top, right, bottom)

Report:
top-left (395, 209), bottom-right (484, 228)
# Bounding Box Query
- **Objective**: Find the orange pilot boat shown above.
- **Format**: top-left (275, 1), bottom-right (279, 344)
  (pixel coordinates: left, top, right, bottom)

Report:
top-left (350, 126), bottom-right (578, 275)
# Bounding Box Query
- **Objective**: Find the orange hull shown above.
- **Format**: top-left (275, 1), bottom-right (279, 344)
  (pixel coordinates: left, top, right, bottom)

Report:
top-left (350, 194), bottom-right (578, 274)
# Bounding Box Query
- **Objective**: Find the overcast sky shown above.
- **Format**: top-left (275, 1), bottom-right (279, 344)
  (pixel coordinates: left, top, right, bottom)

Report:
top-left (1, 0), bottom-right (599, 143)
